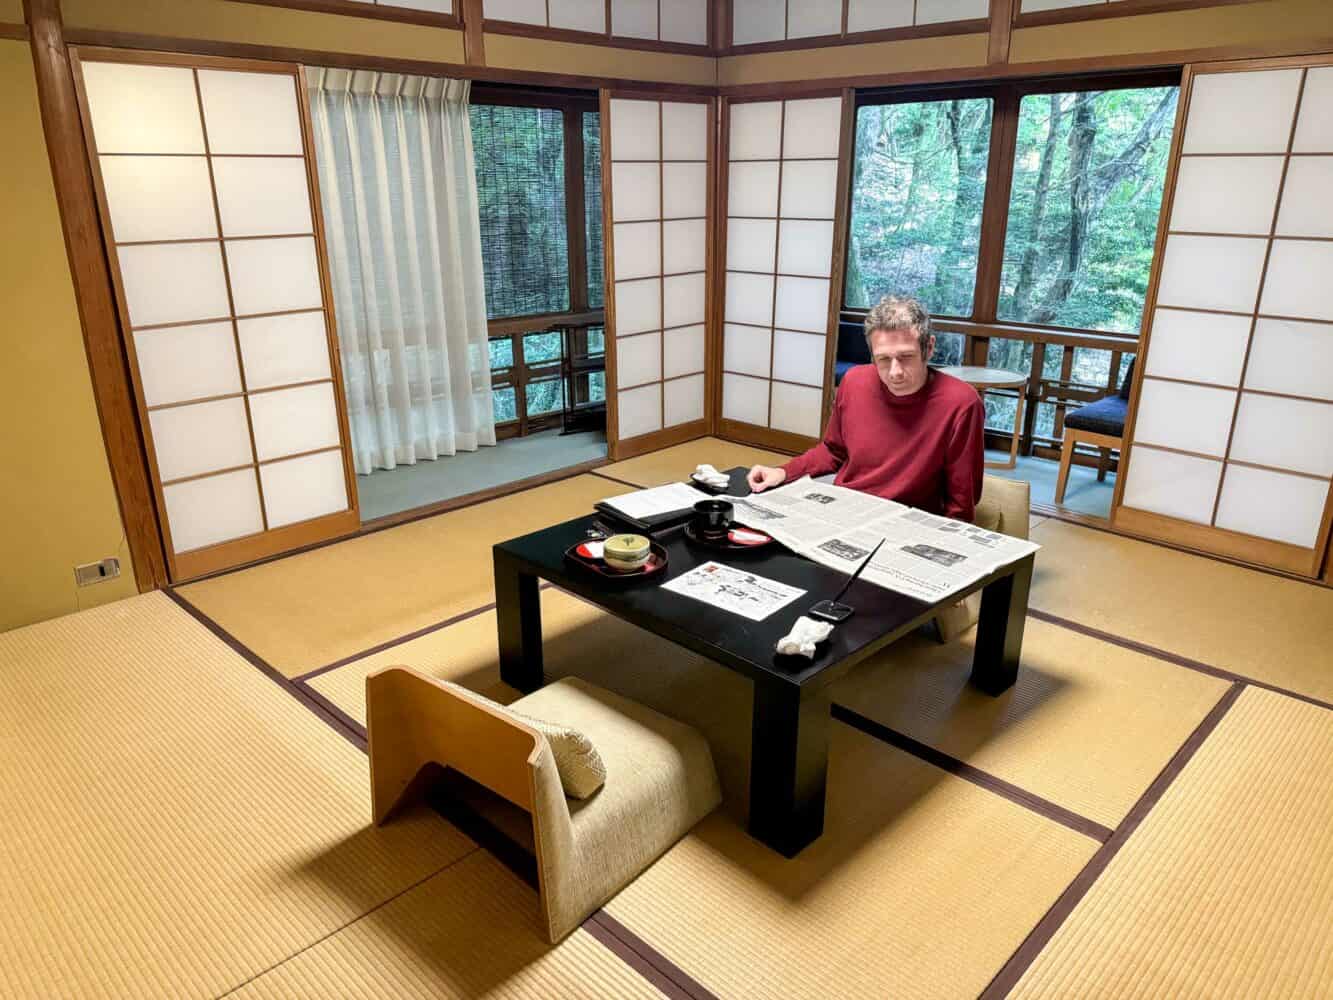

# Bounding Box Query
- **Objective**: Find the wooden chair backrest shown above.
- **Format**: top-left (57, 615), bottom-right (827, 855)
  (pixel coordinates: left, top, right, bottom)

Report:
top-left (365, 666), bottom-right (541, 822)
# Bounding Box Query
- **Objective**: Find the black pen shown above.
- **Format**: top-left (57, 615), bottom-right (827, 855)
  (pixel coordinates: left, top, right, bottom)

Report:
top-left (809, 537), bottom-right (885, 623)
top-left (832, 537), bottom-right (885, 602)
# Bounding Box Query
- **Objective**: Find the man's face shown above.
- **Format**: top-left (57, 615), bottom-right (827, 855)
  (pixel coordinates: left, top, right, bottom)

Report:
top-left (870, 327), bottom-right (935, 396)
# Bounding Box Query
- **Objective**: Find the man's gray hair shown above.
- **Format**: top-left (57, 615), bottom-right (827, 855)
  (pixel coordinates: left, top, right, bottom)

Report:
top-left (864, 294), bottom-right (933, 357)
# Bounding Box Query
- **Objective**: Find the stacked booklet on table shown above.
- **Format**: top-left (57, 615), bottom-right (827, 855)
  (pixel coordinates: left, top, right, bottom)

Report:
top-left (595, 482), bottom-right (715, 532)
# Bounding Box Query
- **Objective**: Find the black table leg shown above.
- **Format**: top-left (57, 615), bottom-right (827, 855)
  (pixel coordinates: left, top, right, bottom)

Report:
top-left (748, 679), bottom-right (832, 858)
top-left (494, 547), bottom-right (543, 693)
top-left (970, 552), bottom-right (1033, 695)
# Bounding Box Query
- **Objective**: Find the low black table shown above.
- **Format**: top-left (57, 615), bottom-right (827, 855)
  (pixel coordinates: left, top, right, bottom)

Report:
top-left (492, 471), bottom-right (1032, 857)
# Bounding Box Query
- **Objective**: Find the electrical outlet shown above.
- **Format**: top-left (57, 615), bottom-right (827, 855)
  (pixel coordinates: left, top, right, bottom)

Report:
top-left (74, 558), bottom-right (121, 587)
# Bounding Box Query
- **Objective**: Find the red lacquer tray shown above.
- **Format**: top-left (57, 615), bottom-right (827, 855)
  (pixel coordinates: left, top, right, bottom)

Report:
top-left (563, 539), bottom-right (669, 580)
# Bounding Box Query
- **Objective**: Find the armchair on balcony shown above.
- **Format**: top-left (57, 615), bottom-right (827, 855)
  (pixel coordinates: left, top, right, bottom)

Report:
top-left (1054, 358), bottom-right (1135, 505)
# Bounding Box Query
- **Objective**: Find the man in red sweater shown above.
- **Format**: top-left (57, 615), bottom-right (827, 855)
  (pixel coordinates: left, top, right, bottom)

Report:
top-left (747, 295), bottom-right (986, 522)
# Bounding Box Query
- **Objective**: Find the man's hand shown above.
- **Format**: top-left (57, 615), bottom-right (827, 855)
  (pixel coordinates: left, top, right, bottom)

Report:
top-left (747, 465), bottom-right (787, 493)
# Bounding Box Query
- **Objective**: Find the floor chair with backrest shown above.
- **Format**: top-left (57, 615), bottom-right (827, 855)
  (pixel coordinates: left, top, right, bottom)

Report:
top-left (365, 667), bottom-right (721, 943)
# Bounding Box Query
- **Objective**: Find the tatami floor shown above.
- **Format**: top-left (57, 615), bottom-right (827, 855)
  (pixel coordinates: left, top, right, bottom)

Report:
top-left (3, 436), bottom-right (1330, 998)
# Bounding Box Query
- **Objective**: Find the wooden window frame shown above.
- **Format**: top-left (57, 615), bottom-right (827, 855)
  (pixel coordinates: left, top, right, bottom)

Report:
top-left (1012, 0), bottom-right (1269, 31)
top-left (227, 0), bottom-right (463, 30)
top-left (842, 70), bottom-right (1181, 453)
top-left (723, 0), bottom-right (989, 56)
top-left (483, 0), bottom-right (715, 57)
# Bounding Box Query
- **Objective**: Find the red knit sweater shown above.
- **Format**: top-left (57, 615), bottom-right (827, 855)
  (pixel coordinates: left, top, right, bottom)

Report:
top-left (781, 365), bottom-right (986, 522)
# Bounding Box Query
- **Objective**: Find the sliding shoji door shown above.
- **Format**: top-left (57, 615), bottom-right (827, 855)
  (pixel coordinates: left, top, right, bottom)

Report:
top-left (1115, 58), bottom-right (1333, 577)
top-left (718, 93), bottom-right (850, 451)
top-left (602, 92), bottom-right (713, 459)
top-left (74, 51), bottom-right (358, 581)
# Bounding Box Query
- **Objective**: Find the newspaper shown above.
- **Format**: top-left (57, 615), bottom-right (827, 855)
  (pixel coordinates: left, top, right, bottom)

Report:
top-left (730, 478), bottom-right (1039, 604)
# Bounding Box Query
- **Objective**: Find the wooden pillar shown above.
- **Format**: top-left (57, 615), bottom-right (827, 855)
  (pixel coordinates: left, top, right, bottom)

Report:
top-left (462, 0), bottom-right (485, 66)
top-left (988, 0), bottom-right (1015, 66)
top-left (23, 0), bottom-right (168, 591)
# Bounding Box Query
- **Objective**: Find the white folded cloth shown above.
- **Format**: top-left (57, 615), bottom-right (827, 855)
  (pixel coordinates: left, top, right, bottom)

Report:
top-left (692, 463), bottom-right (730, 489)
top-left (775, 615), bottom-right (834, 658)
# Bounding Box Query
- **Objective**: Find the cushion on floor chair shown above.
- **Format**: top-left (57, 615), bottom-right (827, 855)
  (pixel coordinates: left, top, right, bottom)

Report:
top-left (1062, 393), bottom-right (1129, 437)
top-left (934, 475), bottom-right (1031, 643)
top-left (366, 669), bottom-right (722, 943)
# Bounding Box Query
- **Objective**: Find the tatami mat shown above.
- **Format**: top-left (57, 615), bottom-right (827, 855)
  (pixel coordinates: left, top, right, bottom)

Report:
top-left (0, 593), bottom-right (472, 999)
top-left (178, 474), bottom-right (631, 678)
top-left (597, 436), bottom-right (789, 487)
top-left (1030, 519), bottom-right (1333, 703)
top-left (832, 619), bottom-right (1230, 829)
top-left (1013, 686), bottom-right (1333, 999)
top-left (604, 721), bottom-right (1099, 1000)
top-left (231, 851), bottom-right (665, 999)
top-left (309, 588), bottom-right (757, 815)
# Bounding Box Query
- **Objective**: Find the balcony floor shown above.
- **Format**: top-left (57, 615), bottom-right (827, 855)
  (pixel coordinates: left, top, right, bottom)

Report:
top-left (985, 450), bottom-right (1115, 519)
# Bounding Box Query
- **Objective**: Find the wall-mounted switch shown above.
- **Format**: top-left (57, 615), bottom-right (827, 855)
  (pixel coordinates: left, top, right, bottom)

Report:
top-left (74, 558), bottom-right (121, 587)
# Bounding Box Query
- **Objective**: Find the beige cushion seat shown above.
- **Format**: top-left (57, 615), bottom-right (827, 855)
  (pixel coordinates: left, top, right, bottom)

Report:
top-left (934, 474), bottom-right (1031, 642)
top-left (366, 669), bottom-right (721, 943)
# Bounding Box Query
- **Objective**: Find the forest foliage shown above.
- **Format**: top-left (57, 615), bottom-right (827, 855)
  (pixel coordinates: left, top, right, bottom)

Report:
top-left (846, 86), bottom-right (1178, 432)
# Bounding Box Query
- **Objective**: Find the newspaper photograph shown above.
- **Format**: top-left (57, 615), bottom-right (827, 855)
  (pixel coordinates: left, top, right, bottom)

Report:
top-left (732, 479), bottom-right (1039, 603)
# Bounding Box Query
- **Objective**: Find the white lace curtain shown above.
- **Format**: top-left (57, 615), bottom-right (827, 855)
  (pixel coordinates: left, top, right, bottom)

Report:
top-left (307, 68), bottom-right (495, 475)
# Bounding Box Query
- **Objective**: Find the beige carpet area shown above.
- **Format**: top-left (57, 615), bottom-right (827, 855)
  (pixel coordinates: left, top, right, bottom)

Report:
top-left (178, 474), bottom-right (631, 678)
top-left (603, 721), bottom-right (1099, 1000)
top-left (1012, 686), bottom-right (1333, 999)
top-left (1030, 518), bottom-right (1333, 704)
top-left (230, 852), bottom-right (665, 999)
top-left (831, 619), bottom-right (1231, 829)
top-left (0, 593), bottom-right (472, 999)
top-left (597, 436), bottom-right (788, 487)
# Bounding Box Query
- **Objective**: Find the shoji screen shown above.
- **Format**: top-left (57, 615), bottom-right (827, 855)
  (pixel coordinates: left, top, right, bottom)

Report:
top-left (1116, 59), bottom-right (1333, 576)
top-left (731, 0), bottom-right (988, 46)
top-left (602, 93), bottom-right (712, 458)
top-left (719, 95), bottom-right (848, 450)
top-left (484, 0), bottom-right (708, 45)
top-left (75, 52), bottom-right (358, 581)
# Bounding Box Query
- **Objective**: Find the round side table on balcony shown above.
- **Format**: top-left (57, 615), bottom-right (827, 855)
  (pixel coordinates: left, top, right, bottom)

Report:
top-left (934, 365), bottom-right (1027, 470)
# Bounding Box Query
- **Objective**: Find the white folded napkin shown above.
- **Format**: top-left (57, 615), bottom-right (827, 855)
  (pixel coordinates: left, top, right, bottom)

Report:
top-left (775, 615), bottom-right (834, 659)
top-left (692, 463), bottom-right (730, 489)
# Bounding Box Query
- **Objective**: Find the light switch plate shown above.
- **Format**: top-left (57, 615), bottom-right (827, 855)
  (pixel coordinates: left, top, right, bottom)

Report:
top-left (75, 558), bottom-right (121, 587)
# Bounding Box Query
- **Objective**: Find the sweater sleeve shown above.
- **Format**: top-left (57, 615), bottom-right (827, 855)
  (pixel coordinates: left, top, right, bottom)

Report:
top-left (941, 394), bottom-right (985, 523)
top-left (781, 386), bottom-right (847, 481)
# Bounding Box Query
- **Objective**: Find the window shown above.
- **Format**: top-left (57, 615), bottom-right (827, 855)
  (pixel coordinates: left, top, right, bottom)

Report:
top-left (846, 97), bottom-right (994, 318)
top-left (471, 104), bottom-right (571, 319)
top-left (847, 79), bottom-right (1177, 335)
top-left (997, 87), bottom-right (1179, 333)
top-left (845, 77), bottom-right (1178, 460)
top-left (470, 89), bottom-right (605, 436)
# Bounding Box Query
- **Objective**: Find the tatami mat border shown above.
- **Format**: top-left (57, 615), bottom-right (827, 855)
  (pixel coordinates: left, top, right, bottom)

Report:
top-left (978, 681), bottom-right (1246, 999)
top-left (165, 583), bottom-right (704, 998)
top-left (1028, 608), bottom-right (1333, 712)
top-left (589, 469), bottom-right (651, 489)
top-left (586, 911), bottom-right (721, 1000)
top-left (831, 705), bottom-right (1114, 843)
top-left (163, 587), bottom-right (368, 749)
top-left (162, 491), bottom-right (1330, 1000)
top-left (294, 582), bottom-right (558, 683)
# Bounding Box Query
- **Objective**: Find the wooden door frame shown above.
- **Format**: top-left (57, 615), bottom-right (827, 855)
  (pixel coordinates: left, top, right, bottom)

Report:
top-left (23, 0), bottom-right (169, 591)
